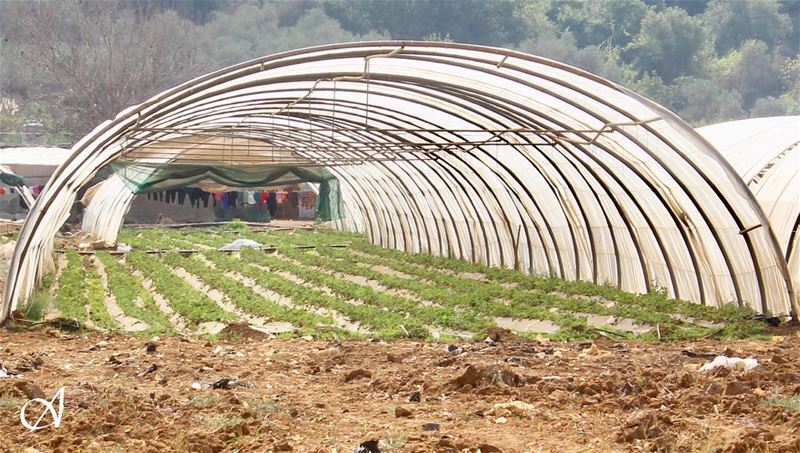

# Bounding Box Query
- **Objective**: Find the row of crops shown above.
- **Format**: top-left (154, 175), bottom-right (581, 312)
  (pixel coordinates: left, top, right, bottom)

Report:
top-left (22, 223), bottom-right (768, 341)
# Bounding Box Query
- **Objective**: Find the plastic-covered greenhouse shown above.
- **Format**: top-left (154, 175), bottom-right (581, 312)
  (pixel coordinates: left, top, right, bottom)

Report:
top-left (698, 116), bottom-right (800, 309)
top-left (1, 41), bottom-right (796, 321)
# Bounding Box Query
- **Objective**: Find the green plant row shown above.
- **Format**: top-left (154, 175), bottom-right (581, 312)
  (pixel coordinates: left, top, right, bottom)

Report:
top-left (125, 251), bottom-right (236, 326)
top-left (266, 244), bottom-right (591, 340)
top-left (96, 252), bottom-right (176, 335)
top-left (20, 273), bottom-right (56, 321)
top-left (168, 229), bottom-right (491, 335)
top-left (84, 257), bottom-right (119, 331)
top-left (179, 228), bottom-right (604, 339)
top-left (51, 251), bottom-right (118, 330)
top-left (116, 226), bottom-right (766, 340)
top-left (204, 250), bottom-right (428, 339)
top-left (53, 251), bottom-right (90, 321)
top-left (312, 228), bottom-right (752, 324)
top-left (238, 247), bottom-right (493, 335)
top-left (303, 229), bottom-right (766, 339)
top-left (322, 244), bottom-right (679, 325)
top-left (159, 251), bottom-right (333, 332)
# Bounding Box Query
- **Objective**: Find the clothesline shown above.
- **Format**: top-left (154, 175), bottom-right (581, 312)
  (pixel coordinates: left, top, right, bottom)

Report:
top-left (143, 187), bottom-right (317, 216)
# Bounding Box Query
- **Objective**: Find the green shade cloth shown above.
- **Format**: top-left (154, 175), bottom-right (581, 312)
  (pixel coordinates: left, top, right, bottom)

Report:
top-left (0, 172), bottom-right (25, 187)
top-left (111, 162), bottom-right (343, 221)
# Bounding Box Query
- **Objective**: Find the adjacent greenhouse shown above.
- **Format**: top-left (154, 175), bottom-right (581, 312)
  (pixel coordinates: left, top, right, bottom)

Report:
top-left (698, 116), bottom-right (800, 305)
top-left (1, 41), bottom-right (795, 320)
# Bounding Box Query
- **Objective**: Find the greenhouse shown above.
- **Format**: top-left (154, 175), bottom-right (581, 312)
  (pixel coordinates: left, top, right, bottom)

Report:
top-left (698, 116), bottom-right (800, 306)
top-left (2, 41), bottom-right (794, 321)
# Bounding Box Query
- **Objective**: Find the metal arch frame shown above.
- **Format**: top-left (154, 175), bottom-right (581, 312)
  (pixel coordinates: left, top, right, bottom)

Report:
top-left (235, 80), bottom-right (695, 296)
top-left (124, 72), bottom-right (706, 295)
top-left (4, 41), bottom-right (796, 320)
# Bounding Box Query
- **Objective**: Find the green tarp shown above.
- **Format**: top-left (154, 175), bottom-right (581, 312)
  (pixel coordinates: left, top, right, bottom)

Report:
top-left (0, 172), bottom-right (25, 187)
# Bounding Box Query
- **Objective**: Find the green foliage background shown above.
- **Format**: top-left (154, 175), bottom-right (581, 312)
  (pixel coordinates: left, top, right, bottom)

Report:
top-left (0, 0), bottom-right (797, 137)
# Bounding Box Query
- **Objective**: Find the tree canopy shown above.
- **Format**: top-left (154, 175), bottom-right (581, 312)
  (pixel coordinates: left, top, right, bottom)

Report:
top-left (0, 0), bottom-right (797, 136)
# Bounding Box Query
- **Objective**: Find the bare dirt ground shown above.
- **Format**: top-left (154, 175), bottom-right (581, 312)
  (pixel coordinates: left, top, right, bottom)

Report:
top-left (0, 327), bottom-right (797, 453)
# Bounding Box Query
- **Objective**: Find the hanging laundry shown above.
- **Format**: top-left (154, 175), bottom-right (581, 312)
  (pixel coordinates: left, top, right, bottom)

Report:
top-left (301, 191), bottom-right (317, 210)
top-left (267, 191), bottom-right (278, 217)
top-left (188, 189), bottom-right (198, 207)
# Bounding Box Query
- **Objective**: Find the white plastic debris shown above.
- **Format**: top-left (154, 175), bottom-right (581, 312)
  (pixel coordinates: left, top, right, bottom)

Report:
top-left (699, 355), bottom-right (758, 372)
top-left (116, 243), bottom-right (132, 253)
top-left (218, 238), bottom-right (262, 252)
top-left (191, 382), bottom-right (202, 390)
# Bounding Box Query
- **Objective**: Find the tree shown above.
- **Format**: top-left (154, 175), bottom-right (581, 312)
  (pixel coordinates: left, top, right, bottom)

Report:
top-left (702, 0), bottom-right (791, 55)
top-left (624, 73), bottom-right (681, 111)
top-left (749, 96), bottom-right (794, 117)
top-left (198, 5), bottom-right (383, 70)
top-left (672, 77), bottom-right (745, 124)
top-left (643, 0), bottom-right (710, 16)
top-left (516, 31), bottom-right (627, 83)
top-left (546, 0), bottom-right (649, 48)
top-left (3, 1), bottom-right (201, 134)
top-left (711, 40), bottom-right (783, 110)
top-left (623, 7), bottom-right (708, 82)
top-left (778, 56), bottom-right (800, 113)
top-left (323, 0), bottom-right (529, 46)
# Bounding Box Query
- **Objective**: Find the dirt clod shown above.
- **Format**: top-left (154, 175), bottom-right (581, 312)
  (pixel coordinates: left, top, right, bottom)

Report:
top-left (355, 440), bottom-right (381, 453)
top-left (15, 381), bottom-right (45, 400)
top-left (450, 364), bottom-right (525, 388)
top-left (616, 410), bottom-right (673, 443)
top-left (186, 435), bottom-right (224, 453)
top-left (724, 381), bottom-right (750, 396)
top-left (485, 327), bottom-right (516, 343)
top-left (219, 322), bottom-right (269, 340)
top-left (344, 368), bottom-right (372, 382)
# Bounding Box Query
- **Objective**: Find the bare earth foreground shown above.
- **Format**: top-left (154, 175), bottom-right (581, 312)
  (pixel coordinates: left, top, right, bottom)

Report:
top-left (0, 329), bottom-right (797, 453)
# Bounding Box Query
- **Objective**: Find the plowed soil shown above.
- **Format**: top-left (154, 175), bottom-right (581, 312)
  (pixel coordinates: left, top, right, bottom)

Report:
top-left (0, 328), bottom-right (797, 452)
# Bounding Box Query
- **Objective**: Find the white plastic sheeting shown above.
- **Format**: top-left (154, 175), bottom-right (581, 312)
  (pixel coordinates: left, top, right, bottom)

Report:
top-left (2, 41), bottom-right (795, 320)
top-left (81, 174), bottom-right (136, 246)
top-left (698, 116), bottom-right (800, 301)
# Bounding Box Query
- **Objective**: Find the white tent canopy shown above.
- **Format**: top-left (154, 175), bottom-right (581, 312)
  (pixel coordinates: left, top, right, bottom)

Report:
top-left (2, 41), bottom-right (794, 320)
